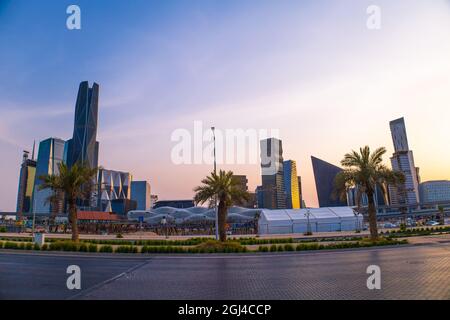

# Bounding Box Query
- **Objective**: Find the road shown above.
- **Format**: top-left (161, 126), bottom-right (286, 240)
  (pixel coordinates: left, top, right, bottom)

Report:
top-left (0, 243), bottom-right (449, 300)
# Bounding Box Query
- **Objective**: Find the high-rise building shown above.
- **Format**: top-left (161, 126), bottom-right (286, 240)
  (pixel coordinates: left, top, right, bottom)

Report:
top-left (260, 138), bottom-right (286, 209)
top-left (232, 175), bottom-right (255, 208)
top-left (16, 149), bottom-right (37, 215)
top-left (297, 176), bottom-right (304, 208)
top-left (131, 181), bottom-right (151, 211)
top-left (389, 117), bottom-right (420, 206)
top-left (283, 160), bottom-right (300, 209)
top-left (97, 169), bottom-right (132, 212)
top-left (32, 138), bottom-right (66, 214)
top-left (419, 180), bottom-right (450, 204)
top-left (65, 81), bottom-right (100, 169)
top-left (311, 156), bottom-right (347, 208)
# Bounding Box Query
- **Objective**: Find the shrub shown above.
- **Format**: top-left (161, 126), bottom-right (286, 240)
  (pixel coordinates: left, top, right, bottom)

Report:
top-left (269, 244), bottom-right (278, 252)
top-left (33, 243), bottom-right (41, 250)
top-left (4, 241), bottom-right (18, 249)
top-left (99, 245), bottom-right (113, 253)
top-left (116, 233), bottom-right (124, 239)
top-left (41, 243), bottom-right (48, 251)
top-left (25, 242), bottom-right (33, 250)
top-left (194, 240), bottom-right (247, 253)
top-left (78, 243), bottom-right (88, 252)
top-left (284, 244), bottom-right (294, 251)
top-left (115, 245), bottom-right (138, 254)
top-left (88, 244), bottom-right (98, 253)
top-left (49, 241), bottom-right (79, 252)
top-left (258, 246), bottom-right (269, 252)
top-left (0, 226), bottom-right (7, 233)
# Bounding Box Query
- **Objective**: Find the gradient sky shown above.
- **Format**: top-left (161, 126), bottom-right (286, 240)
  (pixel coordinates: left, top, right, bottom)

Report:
top-left (1, 0), bottom-right (450, 211)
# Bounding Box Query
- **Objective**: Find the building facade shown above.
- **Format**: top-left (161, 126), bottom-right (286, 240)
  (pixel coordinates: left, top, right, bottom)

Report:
top-left (420, 181), bottom-right (450, 204)
top-left (131, 181), bottom-right (151, 211)
top-left (283, 160), bottom-right (301, 209)
top-left (96, 169), bottom-right (132, 212)
top-left (311, 156), bottom-right (347, 208)
top-left (389, 118), bottom-right (420, 206)
top-left (16, 150), bottom-right (36, 215)
top-left (65, 81), bottom-right (100, 169)
top-left (260, 138), bottom-right (286, 209)
top-left (32, 138), bottom-right (66, 214)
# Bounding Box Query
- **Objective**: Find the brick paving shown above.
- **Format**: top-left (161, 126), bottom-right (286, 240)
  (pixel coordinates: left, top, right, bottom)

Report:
top-left (80, 243), bottom-right (450, 300)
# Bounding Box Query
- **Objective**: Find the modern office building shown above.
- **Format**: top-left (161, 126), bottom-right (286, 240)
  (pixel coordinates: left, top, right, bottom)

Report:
top-left (97, 169), bottom-right (132, 212)
top-left (111, 199), bottom-right (137, 216)
top-left (283, 160), bottom-right (301, 209)
top-left (297, 176), bottom-right (304, 208)
top-left (389, 117), bottom-right (420, 206)
top-left (346, 185), bottom-right (387, 207)
top-left (311, 156), bottom-right (347, 208)
top-left (231, 175), bottom-right (256, 208)
top-left (16, 149), bottom-right (37, 215)
top-left (419, 180), bottom-right (450, 204)
top-left (65, 81), bottom-right (100, 169)
top-left (131, 181), bottom-right (151, 211)
top-left (32, 138), bottom-right (66, 214)
top-left (260, 138), bottom-right (286, 209)
top-left (153, 200), bottom-right (195, 209)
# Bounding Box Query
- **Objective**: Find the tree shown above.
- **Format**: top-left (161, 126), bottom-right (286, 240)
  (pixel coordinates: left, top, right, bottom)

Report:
top-left (194, 170), bottom-right (250, 242)
top-left (334, 146), bottom-right (405, 241)
top-left (39, 162), bottom-right (98, 242)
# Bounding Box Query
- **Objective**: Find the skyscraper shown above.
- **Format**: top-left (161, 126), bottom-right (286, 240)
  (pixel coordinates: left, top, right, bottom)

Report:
top-left (389, 117), bottom-right (420, 206)
top-left (66, 81), bottom-right (100, 169)
top-left (32, 138), bottom-right (66, 214)
top-left (283, 160), bottom-right (300, 209)
top-left (260, 138), bottom-right (286, 209)
top-left (97, 169), bottom-right (132, 212)
top-left (131, 181), bottom-right (151, 211)
top-left (311, 156), bottom-right (347, 208)
top-left (16, 149), bottom-right (36, 215)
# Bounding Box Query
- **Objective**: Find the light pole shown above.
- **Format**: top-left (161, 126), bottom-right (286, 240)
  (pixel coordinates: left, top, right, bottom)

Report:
top-left (211, 127), bottom-right (219, 240)
top-left (305, 208), bottom-right (312, 236)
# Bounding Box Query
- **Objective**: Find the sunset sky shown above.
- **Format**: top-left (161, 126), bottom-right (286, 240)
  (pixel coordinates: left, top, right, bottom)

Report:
top-left (1, 0), bottom-right (450, 211)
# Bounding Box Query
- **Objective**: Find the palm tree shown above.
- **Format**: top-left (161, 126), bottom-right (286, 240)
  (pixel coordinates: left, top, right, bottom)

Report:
top-left (194, 170), bottom-right (250, 242)
top-left (334, 146), bottom-right (405, 241)
top-left (39, 162), bottom-right (98, 242)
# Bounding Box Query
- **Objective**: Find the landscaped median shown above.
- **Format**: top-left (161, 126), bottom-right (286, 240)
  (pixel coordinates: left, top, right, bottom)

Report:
top-left (0, 236), bottom-right (408, 254)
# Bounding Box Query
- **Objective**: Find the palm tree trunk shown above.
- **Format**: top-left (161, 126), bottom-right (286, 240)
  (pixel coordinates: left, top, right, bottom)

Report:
top-left (68, 200), bottom-right (79, 242)
top-left (218, 201), bottom-right (227, 242)
top-left (367, 191), bottom-right (378, 241)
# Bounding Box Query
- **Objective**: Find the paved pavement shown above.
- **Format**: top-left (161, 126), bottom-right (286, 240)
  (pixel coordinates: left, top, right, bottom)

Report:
top-left (1, 243), bottom-right (449, 300)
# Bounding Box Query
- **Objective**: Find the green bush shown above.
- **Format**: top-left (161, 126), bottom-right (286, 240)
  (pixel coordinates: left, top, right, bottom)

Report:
top-left (49, 241), bottom-right (79, 252)
top-left (269, 244), bottom-right (278, 252)
top-left (0, 226), bottom-right (7, 233)
top-left (284, 244), bottom-right (294, 251)
top-left (115, 245), bottom-right (138, 254)
top-left (33, 243), bottom-right (41, 251)
top-left (99, 245), bottom-right (113, 253)
top-left (25, 242), bottom-right (33, 250)
top-left (195, 240), bottom-right (247, 253)
top-left (258, 246), bottom-right (269, 252)
top-left (88, 244), bottom-right (98, 252)
top-left (78, 243), bottom-right (88, 252)
top-left (41, 243), bottom-right (48, 251)
top-left (4, 241), bottom-right (19, 249)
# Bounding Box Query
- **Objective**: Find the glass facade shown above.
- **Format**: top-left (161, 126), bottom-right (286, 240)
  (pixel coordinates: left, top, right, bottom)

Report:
top-left (311, 156), bottom-right (347, 208)
top-left (283, 160), bottom-right (300, 209)
top-left (420, 181), bottom-right (450, 204)
top-left (16, 151), bottom-right (37, 214)
top-left (131, 181), bottom-right (151, 211)
top-left (32, 138), bottom-right (66, 214)
top-left (260, 138), bottom-right (286, 209)
top-left (66, 81), bottom-right (100, 169)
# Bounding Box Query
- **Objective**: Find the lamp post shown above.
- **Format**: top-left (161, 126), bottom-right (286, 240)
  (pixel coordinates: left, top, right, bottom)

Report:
top-left (211, 127), bottom-right (219, 240)
top-left (305, 208), bottom-right (312, 236)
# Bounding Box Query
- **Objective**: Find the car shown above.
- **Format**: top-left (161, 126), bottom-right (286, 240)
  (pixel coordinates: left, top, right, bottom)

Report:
top-left (425, 221), bottom-right (440, 226)
top-left (383, 222), bottom-right (398, 228)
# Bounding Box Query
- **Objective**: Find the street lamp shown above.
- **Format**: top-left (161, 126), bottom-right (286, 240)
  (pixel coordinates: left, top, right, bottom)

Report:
top-left (211, 127), bottom-right (219, 240)
top-left (305, 208), bottom-right (312, 236)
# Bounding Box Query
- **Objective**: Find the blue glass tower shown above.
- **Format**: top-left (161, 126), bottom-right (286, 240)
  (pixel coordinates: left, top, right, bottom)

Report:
top-left (66, 81), bottom-right (99, 169)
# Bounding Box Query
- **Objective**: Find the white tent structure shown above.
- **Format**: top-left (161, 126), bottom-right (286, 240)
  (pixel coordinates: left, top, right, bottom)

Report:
top-left (258, 207), bottom-right (363, 235)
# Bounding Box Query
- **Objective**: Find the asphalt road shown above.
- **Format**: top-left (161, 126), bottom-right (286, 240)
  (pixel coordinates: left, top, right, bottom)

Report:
top-left (1, 243), bottom-right (449, 300)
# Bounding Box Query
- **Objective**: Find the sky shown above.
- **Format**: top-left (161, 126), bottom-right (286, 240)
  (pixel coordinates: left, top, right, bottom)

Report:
top-left (1, 0), bottom-right (450, 211)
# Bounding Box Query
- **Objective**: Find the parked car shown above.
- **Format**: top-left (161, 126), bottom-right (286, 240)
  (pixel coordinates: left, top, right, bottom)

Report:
top-left (383, 222), bottom-right (398, 229)
top-left (425, 221), bottom-right (440, 226)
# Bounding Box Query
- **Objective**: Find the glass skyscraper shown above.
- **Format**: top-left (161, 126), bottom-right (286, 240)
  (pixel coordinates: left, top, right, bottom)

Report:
top-left (389, 117), bottom-right (420, 206)
top-left (32, 137), bottom-right (66, 214)
top-left (311, 156), bottom-right (347, 208)
top-left (283, 160), bottom-right (300, 209)
top-left (16, 150), bottom-right (36, 215)
top-left (260, 138), bottom-right (286, 209)
top-left (130, 181), bottom-right (152, 211)
top-left (65, 81), bottom-right (100, 169)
